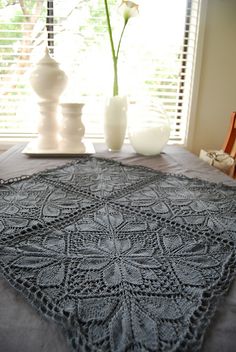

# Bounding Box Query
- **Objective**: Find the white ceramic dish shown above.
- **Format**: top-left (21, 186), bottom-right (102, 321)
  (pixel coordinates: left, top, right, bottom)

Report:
top-left (22, 139), bottom-right (95, 156)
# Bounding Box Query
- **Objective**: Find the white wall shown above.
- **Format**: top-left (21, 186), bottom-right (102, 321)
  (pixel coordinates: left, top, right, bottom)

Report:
top-left (189, 0), bottom-right (236, 155)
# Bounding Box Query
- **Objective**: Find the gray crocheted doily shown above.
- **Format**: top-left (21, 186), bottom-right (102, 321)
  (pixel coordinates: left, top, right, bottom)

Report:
top-left (0, 157), bottom-right (236, 352)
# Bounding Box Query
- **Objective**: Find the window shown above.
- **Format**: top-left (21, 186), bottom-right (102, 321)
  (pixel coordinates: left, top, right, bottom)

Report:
top-left (0, 0), bottom-right (202, 143)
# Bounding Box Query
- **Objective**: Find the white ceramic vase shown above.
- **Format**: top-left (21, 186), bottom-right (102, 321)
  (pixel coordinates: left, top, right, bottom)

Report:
top-left (128, 100), bottom-right (171, 155)
top-left (104, 96), bottom-right (128, 151)
top-left (59, 103), bottom-right (85, 152)
top-left (30, 47), bottom-right (68, 102)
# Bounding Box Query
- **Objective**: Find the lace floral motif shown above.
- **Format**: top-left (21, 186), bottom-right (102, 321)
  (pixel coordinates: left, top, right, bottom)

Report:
top-left (0, 157), bottom-right (235, 352)
top-left (78, 238), bottom-right (157, 286)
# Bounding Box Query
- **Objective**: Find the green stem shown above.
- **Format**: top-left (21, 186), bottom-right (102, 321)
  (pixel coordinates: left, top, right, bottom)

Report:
top-left (113, 60), bottom-right (118, 96)
top-left (116, 21), bottom-right (127, 63)
top-left (104, 0), bottom-right (118, 96)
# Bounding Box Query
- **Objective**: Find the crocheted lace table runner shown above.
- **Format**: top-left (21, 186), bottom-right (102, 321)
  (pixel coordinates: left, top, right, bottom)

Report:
top-left (0, 157), bottom-right (235, 352)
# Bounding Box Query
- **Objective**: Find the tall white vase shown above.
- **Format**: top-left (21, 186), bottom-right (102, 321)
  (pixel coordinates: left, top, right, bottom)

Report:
top-left (104, 96), bottom-right (127, 151)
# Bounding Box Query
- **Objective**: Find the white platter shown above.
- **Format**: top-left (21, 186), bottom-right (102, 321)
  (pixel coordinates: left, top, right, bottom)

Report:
top-left (22, 139), bottom-right (95, 157)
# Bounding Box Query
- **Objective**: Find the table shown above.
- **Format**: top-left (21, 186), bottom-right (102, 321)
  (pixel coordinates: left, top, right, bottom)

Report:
top-left (0, 143), bottom-right (235, 352)
top-left (1, 144), bottom-right (235, 186)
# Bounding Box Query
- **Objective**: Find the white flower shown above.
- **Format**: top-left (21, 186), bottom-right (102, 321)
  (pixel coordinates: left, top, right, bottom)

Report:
top-left (119, 0), bottom-right (139, 23)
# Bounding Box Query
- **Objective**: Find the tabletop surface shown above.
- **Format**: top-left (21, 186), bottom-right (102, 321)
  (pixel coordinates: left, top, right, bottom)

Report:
top-left (0, 143), bottom-right (235, 186)
top-left (0, 142), bottom-right (235, 352)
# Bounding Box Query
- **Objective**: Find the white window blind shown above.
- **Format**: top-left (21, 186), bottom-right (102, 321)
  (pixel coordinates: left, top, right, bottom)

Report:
top-left (0, 0), bottom-right (201, 142)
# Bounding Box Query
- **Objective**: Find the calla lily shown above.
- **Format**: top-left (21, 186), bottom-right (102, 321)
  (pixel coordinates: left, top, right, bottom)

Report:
top-left (119, 1), bottom-right (139, 24)
top-left (104, 0), bottom-right (139, 96)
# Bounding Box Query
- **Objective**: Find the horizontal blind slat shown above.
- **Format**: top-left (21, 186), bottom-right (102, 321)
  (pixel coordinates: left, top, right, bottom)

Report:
top-left (0, 0), bottom-right (201, 142)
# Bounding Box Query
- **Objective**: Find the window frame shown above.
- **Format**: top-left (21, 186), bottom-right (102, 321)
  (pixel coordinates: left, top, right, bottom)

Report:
top-left (0, 0), bottom-right (205, 150)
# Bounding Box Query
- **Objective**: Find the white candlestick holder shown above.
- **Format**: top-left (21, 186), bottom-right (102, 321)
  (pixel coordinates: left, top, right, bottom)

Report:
top-left (37, 101), bottom-right (59, 149)
top-left (29, 47), bottom-right (68, 150)
top-left (59, 103), bottom-right (85, 152)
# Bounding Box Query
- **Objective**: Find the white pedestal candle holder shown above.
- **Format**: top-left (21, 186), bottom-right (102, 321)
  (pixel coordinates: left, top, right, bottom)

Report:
top-left (37, 101), bottom-right (59, 149)
top-left (59, 103), bottom-right (85, 153)
top-left (29, 47), bottom-right (68, 150)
